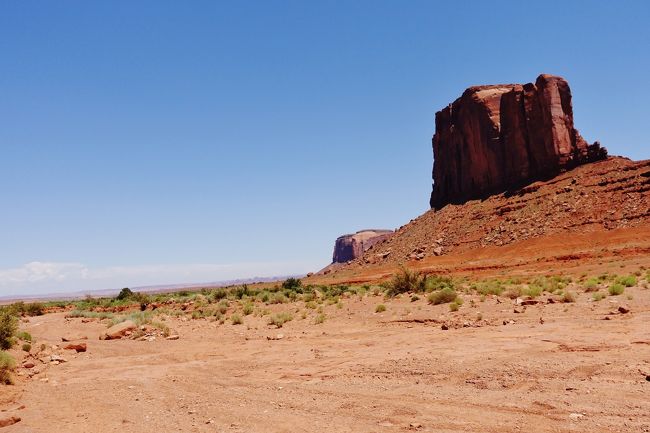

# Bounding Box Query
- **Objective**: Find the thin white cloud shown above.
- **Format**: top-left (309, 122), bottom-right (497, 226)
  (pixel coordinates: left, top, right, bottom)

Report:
top-left (0, 260), bottom-right (320, 297)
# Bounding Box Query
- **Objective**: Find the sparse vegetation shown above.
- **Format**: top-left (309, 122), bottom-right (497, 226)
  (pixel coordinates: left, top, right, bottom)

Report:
top-left (592, 292), bottom-right (606, 301)
top-left (427, 288), bottom-right (458, 305)
top-left (385, 266), bottom-right (424, 297)
top-left (231, 314), bottom-right (243, 325)
top-left (269, 312), bottom-right (293, 328)
top-left (561, 291), bottom-right (576, 303)
top-left (0, 310), bottom-right (18, 350)
top-left (314, 313), bottom-right (326, 324)
top-left (616, 275), bottom-right (637, 287)
top-left (0, 351), bottom-right (16, 385)
top-left (608, 283), bottom-right (625, 296)
top-left (22, 342), bottom-right (31, 352)
top-left (375, 304), bottom-right (386, 313)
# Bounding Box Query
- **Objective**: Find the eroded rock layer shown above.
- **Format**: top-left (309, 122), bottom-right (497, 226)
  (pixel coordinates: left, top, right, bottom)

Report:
top-left (332, 230), bottom-right (393, 263)
top-left (430, 74), bottom-right (607, 209)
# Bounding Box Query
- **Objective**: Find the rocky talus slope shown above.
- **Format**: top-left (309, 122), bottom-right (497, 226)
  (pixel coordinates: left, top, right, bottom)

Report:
top-left (335, 157), bottom-right (649, 269)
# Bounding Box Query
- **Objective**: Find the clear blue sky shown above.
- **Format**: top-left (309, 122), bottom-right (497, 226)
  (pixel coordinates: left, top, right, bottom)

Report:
top-left (1, 1), bottom-right (648, 295)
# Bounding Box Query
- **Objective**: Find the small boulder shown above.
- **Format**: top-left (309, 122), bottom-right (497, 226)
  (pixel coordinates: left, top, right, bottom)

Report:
top-left (166, 335), bottom-right (180, 341)
top-left (22, 361), bottom-right (35, 369)
top-left (0, 416), bottom-right (21, 428)
top-left (63, 343), bottom-right (87, 353)
top-left (617, 305), bottom-right (630, 314)
top-left (100, 320), bottom-right (137, 340)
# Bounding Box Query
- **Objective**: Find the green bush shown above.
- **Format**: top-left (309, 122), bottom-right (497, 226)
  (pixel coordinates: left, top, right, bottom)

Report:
top-left (22, 343), bottom-right (31, 352)
top-left (0, 311), bottom-right (18, 350)
top-left (282, 278), bottom-right (302, 292)
top-left (423, 275), bottom-right (455, 292)
top-left (385, 266), bottom-right (424, 297)
top-left (116, 288), bottom-right (134, 300)
top-left (242, 303), bottom-right (254, 316)
top-left (616, 275), bottom-right (637, 287)
top-left (608, 284), bottom-right (625, 296)
top-left (0, 351), bottom-right (16, 385)
top-left (561, 291), bottom-right (576, 303)
top-left (231, 314), bottom-right (243, 325)
top-left (268, 312), bottom-right (293, 328)
top-left (583, 278), bottom-right (600, 292)
top-left (427, 288), bottom-right (458, 305)
top-left (375, 304), bottom-right (386, 313)
top-left (592, 292), bottom-right (606, 301)
top-left (15, 331), bottom-right (31, 342)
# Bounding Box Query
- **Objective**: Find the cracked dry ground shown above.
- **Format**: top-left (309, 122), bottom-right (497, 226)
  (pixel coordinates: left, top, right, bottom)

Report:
top-left (2, 286), bottom-right (649, 433)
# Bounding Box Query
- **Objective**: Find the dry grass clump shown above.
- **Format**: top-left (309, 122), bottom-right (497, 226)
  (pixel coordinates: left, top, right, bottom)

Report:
top-left (375, 304), bottom-right (386, 313)
top-left (0, 351), bottom-right (16, 385)
top-left (0, 311), bottom-right (18, 350)
top-left (268, 312), bottom-right (293, 328)
top-left (427, 288), bottom-right (458, 305)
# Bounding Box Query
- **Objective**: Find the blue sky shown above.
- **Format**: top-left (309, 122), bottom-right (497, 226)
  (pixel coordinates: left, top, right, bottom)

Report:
top-left (1, 1), bottom-right (648, 295)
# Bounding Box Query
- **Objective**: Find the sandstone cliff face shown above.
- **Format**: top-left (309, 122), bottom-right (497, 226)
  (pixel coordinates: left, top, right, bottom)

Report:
top-left (332, 230), bottom-right (393, 263)
top-left (430, 74), bottom-right (607, 209)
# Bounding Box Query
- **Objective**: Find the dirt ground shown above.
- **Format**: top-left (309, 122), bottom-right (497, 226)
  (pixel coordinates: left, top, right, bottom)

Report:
top-left (2, 282), bottom-right (649, 433)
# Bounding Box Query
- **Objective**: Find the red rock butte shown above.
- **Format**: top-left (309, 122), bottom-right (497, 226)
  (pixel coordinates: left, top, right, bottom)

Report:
top-left (430, 74), bottom-right (607, 209)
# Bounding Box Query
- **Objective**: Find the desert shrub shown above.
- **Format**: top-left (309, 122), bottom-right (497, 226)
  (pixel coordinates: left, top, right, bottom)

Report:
top-left (523, 285), bottom-right (543, 298)
top-left (616, 275), bottom-right (637, 287)
top-left (116, 288), bottom-right (134, 300)
top-left (151, 321), bottom-right (170, 337)
top-left (269, 293), bottom-right (288, 304)
top-left (385, 266), bottom-right (424, 297)
top-left (0, 352), bottom-right (16, 385)
top-left (314, 313), bottom-right (326, 324)
top-left (25, 302), bottom-right (44, 316)
top-left (410, 295), bottom-right (420, 302)
top-left (216, 300), bottom-right (229, 315)
top-left (242, 303), bottom-right (254, 316)
top-left (282, 278), bottom-right (302, 292)
top-left (212, 289), bottom-right (227, 301)
top-left (503, 285), bottom-right (522, 299)
top-left (22, 343), bottom-right (31, 352)
top-left (0, 311), bottom-right (18, 350)
top-left (583, 278), bottom-right (600, 292)
top-left (449, 302), bottom-right (459, 312)
top-left (231, 314), bottom-right (243, 325)
top-left (15, 331), bottom-right (31, 342)
top-left (375, 304), bottom-right (386, 313)
top-left (475, 280), bottom-right (504, 296)
top-left (427, 288), bottom-right (458, 305)
top-left (66, 310), bottom-right (114, 320)
top-left (608, 284), bottom-right (625, 296)
top-left (268, 312), bottom-right (293, 328)
top-left (561, 291), bottom-right (576, 303)
top-left (423, 275), bottom-right (455, 292)
top-left (232, 284), bottom-right (253, 299)
top-left (592, 292), bottom-right (606, 301)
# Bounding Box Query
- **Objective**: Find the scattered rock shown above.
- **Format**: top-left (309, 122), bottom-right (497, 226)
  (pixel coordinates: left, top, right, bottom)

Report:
top-left (618, 305), bottom-right (630, 314)
top-left (569, 413), bottom-right (585, 421)
top-left (61, 336), bottom-right (88, 342)
top-left (0, 416), bottom-right (21, 428)
top-left (440, 324), bottom-right (449, 330)
top-left (166, 335), bottom-right (180, 341)
top-left (100, 320), bottom-right (137, 340)
top-left (22, 362), bottom-right (35, 369)
top-left (63, 343), bottom-right (87, 353)
top-left (409, 422), bottom-right (423, 430)
top-left (50, 355), bottom-right (67, 363)
top-left (267, 334), bottom-right (285, 340)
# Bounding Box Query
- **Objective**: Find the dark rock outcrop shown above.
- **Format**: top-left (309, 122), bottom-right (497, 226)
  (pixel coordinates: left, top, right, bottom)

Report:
top-left (332, 230), bottom-right (393, 263)
top-left (430, 74), bottom-right (607, 209)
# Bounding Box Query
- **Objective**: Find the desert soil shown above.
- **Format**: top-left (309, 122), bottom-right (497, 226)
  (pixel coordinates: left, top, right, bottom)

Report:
top-left (2, 284), bottom-right (649, 433)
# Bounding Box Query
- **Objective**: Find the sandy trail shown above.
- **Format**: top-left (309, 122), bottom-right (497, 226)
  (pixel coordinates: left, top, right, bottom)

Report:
top-left (3, 286), bottom-right (649, 433)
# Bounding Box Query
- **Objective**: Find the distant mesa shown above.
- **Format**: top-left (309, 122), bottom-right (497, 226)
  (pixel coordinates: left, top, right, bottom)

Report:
top-left (332, 229), bottom-right (393, 263)
top-left (430, 74), bottom-right (607, 209)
